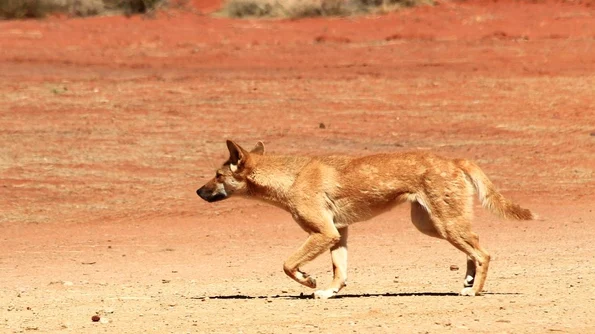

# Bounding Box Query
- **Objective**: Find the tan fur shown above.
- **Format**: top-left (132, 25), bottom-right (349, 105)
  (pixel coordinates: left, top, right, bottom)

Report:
top-left (197, 140), bottom-right (535, 298)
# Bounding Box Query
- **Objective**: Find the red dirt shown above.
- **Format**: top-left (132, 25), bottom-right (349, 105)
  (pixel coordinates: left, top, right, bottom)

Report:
top-left (1, 1), bottom-right (594, 333)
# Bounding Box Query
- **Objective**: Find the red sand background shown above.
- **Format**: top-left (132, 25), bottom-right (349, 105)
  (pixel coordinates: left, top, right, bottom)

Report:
top-left (1, 1), bottom-right (594, 332)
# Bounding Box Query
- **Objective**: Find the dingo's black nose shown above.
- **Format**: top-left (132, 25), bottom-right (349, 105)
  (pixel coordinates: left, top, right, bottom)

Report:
top-left (197, 186), bottom-right (227, 202)
top-left (197, 187), bottom-right (208, 201)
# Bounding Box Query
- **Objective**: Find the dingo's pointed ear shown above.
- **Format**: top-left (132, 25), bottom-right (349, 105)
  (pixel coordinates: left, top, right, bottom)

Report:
top-left (226, 140), bottom-right (247, 167)
top-left (251, 141), bottom-right (265, 155)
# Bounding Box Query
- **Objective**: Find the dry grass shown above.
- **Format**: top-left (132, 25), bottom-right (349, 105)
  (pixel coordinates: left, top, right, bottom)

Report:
top-left (0, 0), bottom-right (66, 18)
top-left (0, 0), bottom-right (172, 19)
top-left (219, 0), bottom-right (432, 19)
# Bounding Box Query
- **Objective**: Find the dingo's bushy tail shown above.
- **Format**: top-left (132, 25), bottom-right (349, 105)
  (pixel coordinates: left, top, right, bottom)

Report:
top-left (457, 160), bottom-right (534, 220)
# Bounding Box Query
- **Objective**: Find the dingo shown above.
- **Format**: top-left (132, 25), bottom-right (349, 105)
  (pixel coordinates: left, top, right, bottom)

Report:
top-left (197, 140), bottom-right (533, 299)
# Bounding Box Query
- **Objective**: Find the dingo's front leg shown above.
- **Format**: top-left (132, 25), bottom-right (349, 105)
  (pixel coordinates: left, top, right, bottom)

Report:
top-left (314, 227), bottom-right (348, 299)
top-left (283, 231), bottom-right (340, 290)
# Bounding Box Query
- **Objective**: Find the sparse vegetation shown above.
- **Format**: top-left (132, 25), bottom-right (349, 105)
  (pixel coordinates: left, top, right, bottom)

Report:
top-left (0, 0), bottom-right (171, 19)
top-left (103, 0), bottom-right (166, 16)
top-left (220, 0), bottom-right (433, 19)
top-left (0, 0), bottom-right (64, 19)
top-left (0, 0), bottom-right (424, 19)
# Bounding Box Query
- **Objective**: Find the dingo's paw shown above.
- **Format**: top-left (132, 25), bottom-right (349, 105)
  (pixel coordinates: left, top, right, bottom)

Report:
top-left (460, 287), bottom-right (479, 296)
top-left (313, 289), bottom-right (337, 299)
top-left (296, 271), bottom-right (317, 289)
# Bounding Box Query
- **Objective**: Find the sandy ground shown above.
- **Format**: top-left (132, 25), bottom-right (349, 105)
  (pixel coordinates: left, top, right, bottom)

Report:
top-left (1, 0), bottom-right (594, 333)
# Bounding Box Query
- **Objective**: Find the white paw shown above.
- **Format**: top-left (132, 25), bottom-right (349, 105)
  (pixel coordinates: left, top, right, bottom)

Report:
top-left (464, 275), bottom-right (474, 288)
top-left (313, 289), bottom-right (337, 299)
top-left (460, 287), bottom-right (477, 296)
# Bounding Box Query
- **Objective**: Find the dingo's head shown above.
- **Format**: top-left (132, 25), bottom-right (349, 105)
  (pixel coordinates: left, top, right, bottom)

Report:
top-left (197, 140), bottom-right (265, 203)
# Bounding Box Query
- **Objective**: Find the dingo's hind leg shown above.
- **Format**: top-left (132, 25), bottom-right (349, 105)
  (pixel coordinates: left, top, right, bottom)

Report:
top-left (412, 200), bottom-right (489, 295)
top-left (443, 223), bottom-right (490, 296)
top-left (464, 256), bottom-right (477, 288)
top-left (410, 201), bottom-right (443, 239)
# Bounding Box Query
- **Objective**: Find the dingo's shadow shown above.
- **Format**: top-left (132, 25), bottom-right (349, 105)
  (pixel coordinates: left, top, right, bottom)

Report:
top-left (189, 291), bottom-right (520, 300)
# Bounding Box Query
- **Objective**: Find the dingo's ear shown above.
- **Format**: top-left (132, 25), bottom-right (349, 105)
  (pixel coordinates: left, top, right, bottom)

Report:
top-left (226, 140), bottom-right (248, 168)
top-left (251, 141), bottom-right (265, 155)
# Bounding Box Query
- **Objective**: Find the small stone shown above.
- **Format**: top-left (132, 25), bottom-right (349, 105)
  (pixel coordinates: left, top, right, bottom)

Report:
top-left (450, 265), bottom-right (459, 271)
top-left (91, 315), bottom-right (100, 322)
top-left (319, 123), bottom-right (326, 129)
